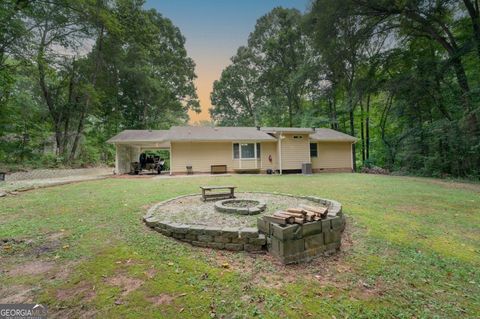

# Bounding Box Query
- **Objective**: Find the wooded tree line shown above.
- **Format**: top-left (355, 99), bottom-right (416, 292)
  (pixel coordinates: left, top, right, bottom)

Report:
top-left (0, 0), bottom-right (198, 167)
top-left (210, 1), bottom-right (480, 178)
top-left (1, 0), bottom-right (479, 178)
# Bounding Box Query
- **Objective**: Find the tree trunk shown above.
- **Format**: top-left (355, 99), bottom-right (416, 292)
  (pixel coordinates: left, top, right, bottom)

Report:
top-left (360, 98), bottom-right (365, 162)
top-left (462, 0), bottom-right (480, 59)
top-left (451, 56), bottom-right (472, 111)
top-left (69, 24), bottom-right (104, 161)
top-left (37, 25), bottom-right (65, 156)
top-left (349, 110), bottom-right (356, 171)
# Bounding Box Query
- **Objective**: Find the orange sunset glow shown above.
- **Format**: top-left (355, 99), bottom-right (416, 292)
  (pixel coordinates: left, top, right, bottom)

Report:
top-left (145, 0), bottom-right (308, 125)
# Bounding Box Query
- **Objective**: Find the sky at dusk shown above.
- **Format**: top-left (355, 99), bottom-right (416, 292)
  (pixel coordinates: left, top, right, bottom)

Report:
top-left (145, 0), bottom-right (310, 124)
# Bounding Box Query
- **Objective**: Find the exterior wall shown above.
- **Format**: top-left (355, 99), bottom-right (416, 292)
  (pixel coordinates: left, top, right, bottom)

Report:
top-left (171, 142), bottom-right (233, 173)
top-left (261, 142), bottom-right (277, 170)
top-left (280, 134), bottom-right (310, 170)
top-left (115, 145), bottom-right (130, 174)
top-left (115, 144), bottom-right (141, 174)
top-left (311, 142), bottom-right (352, 171)
top-left (117, 139), bottom-right (353, 175)
top-left (233, 159), bottom-right (261, 170)
top-left (171, 141), bottom-right (278, 174)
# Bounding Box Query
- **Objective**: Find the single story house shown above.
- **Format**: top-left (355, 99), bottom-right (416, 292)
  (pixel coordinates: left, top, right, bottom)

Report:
top-left (107, 126), bottom-right (357, 175)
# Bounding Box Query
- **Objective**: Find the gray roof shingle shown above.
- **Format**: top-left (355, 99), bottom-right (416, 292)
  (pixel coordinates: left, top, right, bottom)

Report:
top-left (310, 128), bottom-right (357, 142)
top-left (107, 127), bottom-right (356, 143)
top-left (107, 130), bottom-right (170, 143)
top-left (168, 126), bottom-right (276, 141)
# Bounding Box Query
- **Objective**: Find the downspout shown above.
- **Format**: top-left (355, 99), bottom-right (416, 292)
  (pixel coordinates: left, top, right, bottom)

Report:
top-left (279, 133), bottom-right (283, 175)
top-left (115, 144), bottom-right (119, 175)
top-left (239, 143), bottom-right (242, 169)
top-left (169, 143), bottom-right (173, 176)
top-left (351, 142), bottom-right (354, 173)
top-left (259, 142), bottom-right (262, 170)
top-left (255, 142), bottom-right (258, 169)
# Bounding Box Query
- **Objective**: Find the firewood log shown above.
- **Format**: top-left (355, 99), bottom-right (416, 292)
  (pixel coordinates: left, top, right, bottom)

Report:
top-left (287, 208), bottom-right (306, 215)
top-left (294, 217), bottom-right (305, 224)
top-left (305, 211), bottom-right (316, 221)
top-left (281, 211), bottom-right (304, 219)
top-left (272, 212), bottom-right (295, 224)
top-left (300, 204), bottom-right (328, 216)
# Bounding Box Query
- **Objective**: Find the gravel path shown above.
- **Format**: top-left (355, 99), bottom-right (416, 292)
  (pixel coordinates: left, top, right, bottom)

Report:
top-left (4, 167), bottom-right (113, 182)
top-left (149, 192), bottom-right (319, 228)
top-left (0, 168), bottom-right (112, 194)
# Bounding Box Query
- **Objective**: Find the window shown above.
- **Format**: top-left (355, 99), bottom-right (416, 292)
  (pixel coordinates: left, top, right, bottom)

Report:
top-left (233, 143), bottom-right (260, 159)
top-left (241, 143), bottom-right (255, 158)
top-left (233, 143), bottom-right (239, 159)
top-left (293, 135), bottom-right (303, 139)
top-left (310, 143), bottom-right (318, 157)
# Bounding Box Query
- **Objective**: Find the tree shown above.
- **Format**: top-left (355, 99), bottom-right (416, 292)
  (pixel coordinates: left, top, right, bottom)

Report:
top-left (210, 7), bottom-right (321, 127)
top-left (210, 47), bottom-right (263, 126)
top-left (308, 0), bottom-right (377, 170)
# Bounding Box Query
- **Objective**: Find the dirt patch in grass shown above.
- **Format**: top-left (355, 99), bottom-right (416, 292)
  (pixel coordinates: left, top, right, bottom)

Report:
top-left (147, 293), bottom-right (176, 305)
top-left (105, 273), bottom-right (144, 296)
top-left (7, 260), bottom-right (56, 276)
top-left (144, 267), bottom-right (156, 279)
top-left (405, 177), bottom-right (480, 193)
top-left (56, 282), bottom-right (96, 302)
top-left (47, 306), bottom-right (97, 319)
top-left (1, 231), bottom-right (67, 258)
top-left (0, 285), bottom-right (35, 303)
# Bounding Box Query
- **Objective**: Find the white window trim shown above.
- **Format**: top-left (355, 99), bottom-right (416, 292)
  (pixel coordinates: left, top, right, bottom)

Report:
top-left (232, 142), bottom-right (259, 160)
top-left (310, 142), bottom-right (318, 158)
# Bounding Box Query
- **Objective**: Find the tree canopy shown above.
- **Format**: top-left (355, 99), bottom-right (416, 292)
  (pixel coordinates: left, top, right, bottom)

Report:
top-left (0, 0), bottom-right (198, 165)
top-left (1, 0), bottom-right (479, 178)
top-left (210, 2), bottom-right (480, 178)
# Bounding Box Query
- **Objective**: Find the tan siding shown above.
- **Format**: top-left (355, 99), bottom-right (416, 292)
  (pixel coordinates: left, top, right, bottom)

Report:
top-left (171, 141), bottom-right (276, 173)
top-left (171, 142), bottom-right (234, 173)
top-left (233, 159), bottom-right (260, 169)
top-left (261, 142), bottom-right (277, 170)
top-left (280, 134), bottom-right (310, 170)
top-left (311, 142), bottom-right (352, 170)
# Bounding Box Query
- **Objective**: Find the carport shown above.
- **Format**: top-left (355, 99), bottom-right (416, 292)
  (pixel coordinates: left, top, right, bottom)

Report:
top-left (107, 130), bottom-right (171, 174)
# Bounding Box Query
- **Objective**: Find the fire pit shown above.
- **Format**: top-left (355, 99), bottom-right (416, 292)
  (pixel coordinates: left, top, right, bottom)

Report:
top-left (214, 199), bottom-right (266, 215)
top-left (143, 192), bottom-right (345, 264)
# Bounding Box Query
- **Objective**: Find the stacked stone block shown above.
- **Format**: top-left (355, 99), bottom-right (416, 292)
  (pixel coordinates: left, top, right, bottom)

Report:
top-left (257, 196), bottom-right (345, 264)
top-left (143, 216), bottom-right (266, 252)
top-left (143, 193), bottom-right (345, 263)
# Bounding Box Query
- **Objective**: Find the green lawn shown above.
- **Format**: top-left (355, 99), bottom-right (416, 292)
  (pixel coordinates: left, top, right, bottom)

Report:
top-left (0, 174), bottom-right (479, 318)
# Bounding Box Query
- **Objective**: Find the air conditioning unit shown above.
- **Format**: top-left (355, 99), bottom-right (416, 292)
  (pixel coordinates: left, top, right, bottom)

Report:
top-left (302, 163), bottom-right (312, 175)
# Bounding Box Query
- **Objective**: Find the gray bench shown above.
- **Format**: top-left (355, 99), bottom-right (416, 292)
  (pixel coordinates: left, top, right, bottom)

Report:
top-left (200, 186), bottom-right (236, 201)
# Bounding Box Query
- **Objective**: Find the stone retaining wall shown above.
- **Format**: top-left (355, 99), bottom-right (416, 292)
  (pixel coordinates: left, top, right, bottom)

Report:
top-left (214, 199), bottom-right (266, 215)
top-left (143, 192), bottom-right (345, 262)
top-left (257, 196), bottom-right (345, 264)
top-left (143, 218), bottom-right (266, 252)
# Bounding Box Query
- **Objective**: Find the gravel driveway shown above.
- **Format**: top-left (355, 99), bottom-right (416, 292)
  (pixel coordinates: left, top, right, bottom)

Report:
top-left (0, 168), bottom-right (113, 195)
